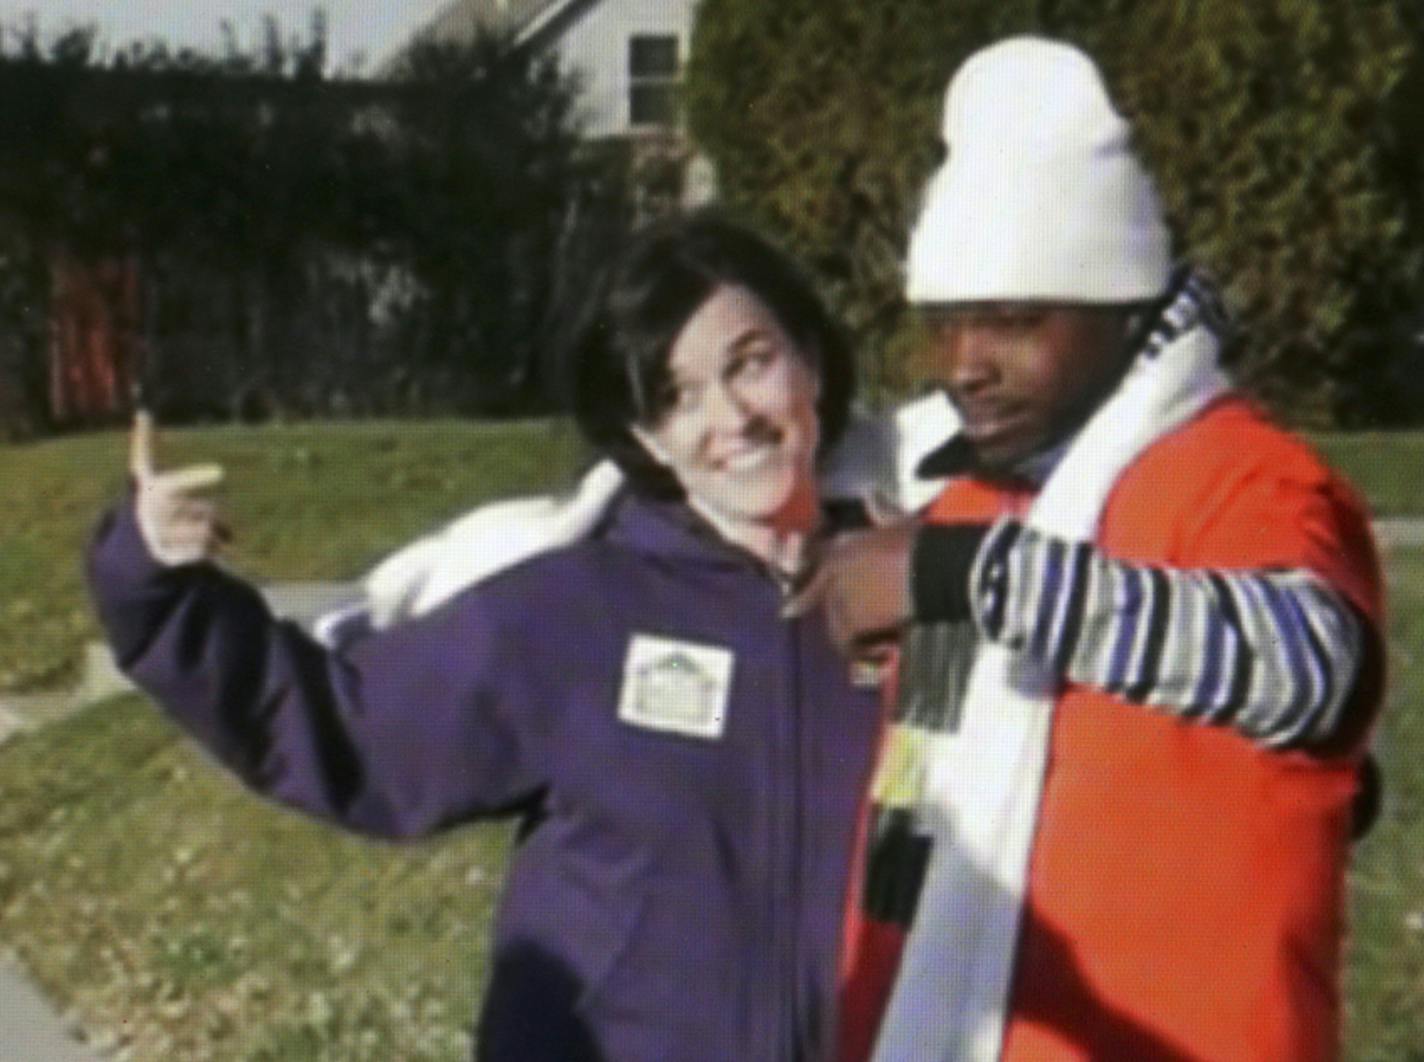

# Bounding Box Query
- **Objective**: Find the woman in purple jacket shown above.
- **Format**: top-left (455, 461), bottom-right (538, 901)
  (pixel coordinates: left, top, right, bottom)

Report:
top-left (89, 216), bottom-right (881, 1061)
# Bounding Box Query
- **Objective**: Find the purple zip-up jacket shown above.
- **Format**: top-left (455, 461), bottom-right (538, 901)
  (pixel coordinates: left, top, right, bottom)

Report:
top-left (88, 490), bottom-right (880, 1061)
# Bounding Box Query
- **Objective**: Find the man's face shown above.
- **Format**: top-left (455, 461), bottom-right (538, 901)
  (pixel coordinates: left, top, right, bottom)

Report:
top-left (917, 303), bottom-right (1134, 472)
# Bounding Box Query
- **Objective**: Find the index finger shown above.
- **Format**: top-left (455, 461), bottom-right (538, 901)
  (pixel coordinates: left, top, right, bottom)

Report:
top-left (130, 409), bottom-right (155, 481)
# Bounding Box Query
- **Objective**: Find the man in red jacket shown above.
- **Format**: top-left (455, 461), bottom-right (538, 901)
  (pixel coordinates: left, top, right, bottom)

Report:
top-left (794, 36), bottom-right (1384, 1062)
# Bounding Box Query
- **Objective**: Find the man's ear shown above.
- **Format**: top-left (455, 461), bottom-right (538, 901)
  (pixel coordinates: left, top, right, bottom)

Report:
top-left (629, 424), bottom-right (672, 467)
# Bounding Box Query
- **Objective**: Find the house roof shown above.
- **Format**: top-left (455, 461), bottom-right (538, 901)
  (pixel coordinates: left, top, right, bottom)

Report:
top-left (371, 0), bottom-right (597, 76)
top-left (394, 0), bottom-right (575, 52)
top-left (508, 0), bottom-right (590, 45)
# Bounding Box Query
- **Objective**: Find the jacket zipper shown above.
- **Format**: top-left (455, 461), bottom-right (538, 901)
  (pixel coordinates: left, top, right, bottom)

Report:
top-left (781, 608), bottom-right (805, 1060)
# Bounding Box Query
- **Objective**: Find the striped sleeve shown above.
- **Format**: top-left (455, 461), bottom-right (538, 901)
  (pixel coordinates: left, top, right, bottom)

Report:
top-left (971, 519), bottom-right (1368, 748)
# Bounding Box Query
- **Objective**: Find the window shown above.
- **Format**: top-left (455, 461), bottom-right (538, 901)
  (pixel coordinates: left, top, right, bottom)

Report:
top-left (628, 34), bottom-right (680, 128)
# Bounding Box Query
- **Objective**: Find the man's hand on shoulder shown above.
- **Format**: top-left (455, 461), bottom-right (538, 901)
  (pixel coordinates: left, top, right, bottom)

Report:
top-left (785, 522), bottom-right (917, 654)
top-left (785, 520), bottom-right (993, 655)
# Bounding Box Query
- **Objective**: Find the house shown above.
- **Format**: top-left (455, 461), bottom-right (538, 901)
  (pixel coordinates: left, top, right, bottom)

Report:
top-left (382, 0), bottom-right (701, 141)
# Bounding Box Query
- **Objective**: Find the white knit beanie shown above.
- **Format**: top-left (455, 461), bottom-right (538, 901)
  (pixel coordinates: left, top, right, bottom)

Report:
top-left (905, 37), bottom-right (1172, 304)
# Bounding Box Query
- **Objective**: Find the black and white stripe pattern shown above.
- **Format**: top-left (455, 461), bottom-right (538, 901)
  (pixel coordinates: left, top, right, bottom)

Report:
top-left (1138, 267), bottom-right (1233, 361)
top-left (972, 519), bottom-right (1366, 748)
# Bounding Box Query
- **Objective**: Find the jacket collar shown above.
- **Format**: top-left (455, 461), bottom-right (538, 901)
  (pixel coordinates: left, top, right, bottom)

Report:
top-left (600, 489), bottom-right (867, 580)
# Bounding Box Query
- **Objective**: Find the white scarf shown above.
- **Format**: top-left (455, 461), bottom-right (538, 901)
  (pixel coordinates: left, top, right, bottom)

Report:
top-left (870, 290), bottom-right (1230, 1062)
top-left (315, 392), bottom-right (959, 643)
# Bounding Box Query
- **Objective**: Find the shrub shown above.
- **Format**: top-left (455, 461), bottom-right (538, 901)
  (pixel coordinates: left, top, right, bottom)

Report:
top-left (0, 16), bottom-right (622, 430)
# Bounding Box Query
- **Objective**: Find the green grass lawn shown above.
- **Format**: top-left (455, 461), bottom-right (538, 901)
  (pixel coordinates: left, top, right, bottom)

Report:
top-left (0, 696), bottom-right (511, 1060)
top-left (0, 420), bottom-right (1421, 1059)
top-left (1313, 431), bottom-right (1424, 517)
top-left (0, 419), bottom-right (587, 694)
top-left (0, 418), bottom-right (586, 1059)
top-left (1345, 543), bottom-right (1424, 1061)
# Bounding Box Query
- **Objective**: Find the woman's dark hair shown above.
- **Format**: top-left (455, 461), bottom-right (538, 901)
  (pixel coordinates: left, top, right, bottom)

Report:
top-left (559, 213), bottom-right (854, 498)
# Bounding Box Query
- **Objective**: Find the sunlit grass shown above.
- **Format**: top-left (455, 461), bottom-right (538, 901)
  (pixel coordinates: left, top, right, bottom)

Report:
top-left (0, 695), bottom-right (511, 1059)
top-left (0, 418), bottom-right (587, 693)
top-left (1313, 432), bottom-right (1424, 518)
top-left (0, 418), bottom-right (590, 1057)
top-left (1343, 544), bottom-right (1424, 1061)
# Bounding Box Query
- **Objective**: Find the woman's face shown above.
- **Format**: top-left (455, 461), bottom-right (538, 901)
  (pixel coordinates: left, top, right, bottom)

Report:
top-left (633, 284), bottom-right (822, 533)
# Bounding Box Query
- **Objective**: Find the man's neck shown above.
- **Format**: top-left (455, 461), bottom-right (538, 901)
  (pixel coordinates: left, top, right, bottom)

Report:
top-left (914, 432), bottom-right (1074, 489)
top-left (1012, 438), bottom-right (1072, 485)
